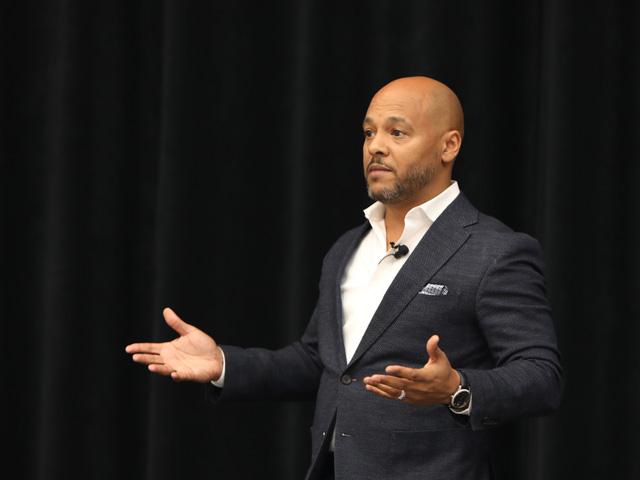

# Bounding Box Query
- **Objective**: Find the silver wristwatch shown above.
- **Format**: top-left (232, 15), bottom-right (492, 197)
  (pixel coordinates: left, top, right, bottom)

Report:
top-left (449, 369), bottom-right (472, 413)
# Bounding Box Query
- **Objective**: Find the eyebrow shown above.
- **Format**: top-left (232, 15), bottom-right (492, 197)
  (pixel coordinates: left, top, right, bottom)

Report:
top-left (363, 116), bottom-right (412, 128)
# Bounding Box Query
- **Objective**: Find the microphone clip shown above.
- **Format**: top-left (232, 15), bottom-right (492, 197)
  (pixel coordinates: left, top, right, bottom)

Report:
top-left (389, 242), bottom-right (409, 258)
top-left (378, 242), bottom-right (410, 264)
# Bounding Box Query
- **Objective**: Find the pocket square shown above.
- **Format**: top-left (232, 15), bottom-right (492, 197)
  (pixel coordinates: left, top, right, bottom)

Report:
top-left (419, 283), bottom-right (449, 296)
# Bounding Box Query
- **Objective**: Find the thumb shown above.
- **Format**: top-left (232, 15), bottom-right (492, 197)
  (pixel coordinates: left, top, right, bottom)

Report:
top-left (426, 335), bottom-right (443, 363)
top-left (163, 307), bottom-right (193, 336)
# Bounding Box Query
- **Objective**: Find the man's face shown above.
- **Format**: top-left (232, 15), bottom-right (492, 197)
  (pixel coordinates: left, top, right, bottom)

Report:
top-left (362, 88), bottom-right (441, 205)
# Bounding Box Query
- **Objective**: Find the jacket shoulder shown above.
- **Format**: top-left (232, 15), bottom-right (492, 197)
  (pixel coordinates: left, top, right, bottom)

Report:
top-left (466, 211), bottom-right (543, 261)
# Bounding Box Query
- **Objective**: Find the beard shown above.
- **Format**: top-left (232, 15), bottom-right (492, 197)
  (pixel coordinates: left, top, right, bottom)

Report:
top-left (366, 161), bottom-right (437, 204)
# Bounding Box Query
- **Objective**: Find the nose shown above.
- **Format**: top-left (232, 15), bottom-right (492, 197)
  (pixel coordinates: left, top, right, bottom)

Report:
top-left (366, 132), bottom-right (389, 157)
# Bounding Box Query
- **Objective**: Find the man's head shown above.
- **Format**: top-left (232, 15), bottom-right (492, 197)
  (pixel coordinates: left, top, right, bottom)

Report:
top-left (362, 76), bottom-right (464, 206)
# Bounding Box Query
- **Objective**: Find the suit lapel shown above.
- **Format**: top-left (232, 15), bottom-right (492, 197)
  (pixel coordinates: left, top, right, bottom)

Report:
top-left (346, 194), bottom-right (478, 368)
top-left (333, 222), bottom-right (370, 368)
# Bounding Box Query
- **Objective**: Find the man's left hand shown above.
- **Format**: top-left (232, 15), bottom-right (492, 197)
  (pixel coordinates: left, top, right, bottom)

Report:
top-left (363, 335), bottom-right (460, 405)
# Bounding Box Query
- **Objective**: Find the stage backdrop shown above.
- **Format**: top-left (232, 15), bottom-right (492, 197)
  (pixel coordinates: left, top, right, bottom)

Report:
top-left (2, 1), bottom-right (638, 479)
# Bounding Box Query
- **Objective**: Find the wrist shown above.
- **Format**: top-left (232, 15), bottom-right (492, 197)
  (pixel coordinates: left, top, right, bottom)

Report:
top-left (445, 368), bottom-right (461, 400)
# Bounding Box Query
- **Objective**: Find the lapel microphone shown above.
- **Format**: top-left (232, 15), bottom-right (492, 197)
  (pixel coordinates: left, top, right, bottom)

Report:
top-left (378, 242), bottom-right (410, 264)
top-left (390, 242), bottom-right (409, 258)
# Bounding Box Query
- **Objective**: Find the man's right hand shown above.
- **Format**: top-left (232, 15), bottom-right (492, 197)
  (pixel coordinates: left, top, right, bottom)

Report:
top-left (125, 307), bottom-right (223, 383)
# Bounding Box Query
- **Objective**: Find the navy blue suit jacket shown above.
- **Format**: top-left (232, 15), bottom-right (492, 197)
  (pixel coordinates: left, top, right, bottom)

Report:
top-left (211, 193), bottom-right (564, 479)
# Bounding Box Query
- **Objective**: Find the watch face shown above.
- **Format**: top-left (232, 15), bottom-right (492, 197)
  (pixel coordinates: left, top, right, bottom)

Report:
top-left (452, 389), bottom-right (471, 408)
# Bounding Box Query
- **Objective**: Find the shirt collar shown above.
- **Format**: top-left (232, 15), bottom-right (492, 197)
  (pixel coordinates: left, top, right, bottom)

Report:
top-left (363, 181), bottom-right (461, 247)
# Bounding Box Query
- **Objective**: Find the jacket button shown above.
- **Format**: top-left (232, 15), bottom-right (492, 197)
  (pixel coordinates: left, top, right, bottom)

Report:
top-left (340, 374), bottom-right (353, 385)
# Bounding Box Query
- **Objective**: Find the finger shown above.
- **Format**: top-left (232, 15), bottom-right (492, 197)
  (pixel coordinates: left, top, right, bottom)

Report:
top-left (163, 307), bottom-right (194, 336)
top-left (125, 342), bottom-right (162, 354)
top-left (365, 383), bottom-right (398, 400)
top-left (131, 353), bottom-right (163, 365)
top-left (371, 381), bottom-right (405, 399)
top-left (364, 374), bottom-right (409, 391)
top-left (148, 364), bottom-right (175, 376)
top-left (426, 334), bottom-right (442, 362)
top-left (384, 365), bottom-right (423, 381)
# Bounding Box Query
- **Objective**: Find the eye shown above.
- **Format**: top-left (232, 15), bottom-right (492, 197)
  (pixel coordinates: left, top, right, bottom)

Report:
top-left (391, 129), bottom-right (405, 137)
top-left (363, 129), bottom-right (375, 138)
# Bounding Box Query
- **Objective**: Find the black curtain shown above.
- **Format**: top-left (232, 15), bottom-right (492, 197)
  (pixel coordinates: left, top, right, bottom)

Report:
top-left (2, 1), bottom-right (638, 479)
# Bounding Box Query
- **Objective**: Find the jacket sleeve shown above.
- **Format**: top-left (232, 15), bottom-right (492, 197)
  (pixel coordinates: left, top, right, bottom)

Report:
top-left (462, 233), bottom-right (564, 430)
top-left (206, 303), bottom-right (324, 404)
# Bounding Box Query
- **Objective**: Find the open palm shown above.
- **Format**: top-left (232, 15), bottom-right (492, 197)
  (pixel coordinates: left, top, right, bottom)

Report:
top-left (125, 307), bottom-right (223, 383)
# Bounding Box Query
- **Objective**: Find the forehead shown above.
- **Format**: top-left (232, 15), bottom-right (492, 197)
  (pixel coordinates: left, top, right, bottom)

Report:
top-left (364, 88), bottom-right (427, 124)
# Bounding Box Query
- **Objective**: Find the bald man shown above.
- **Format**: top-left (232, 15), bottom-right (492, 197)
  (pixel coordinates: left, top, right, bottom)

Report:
top-left (127, 76), bottom-right (563, 479)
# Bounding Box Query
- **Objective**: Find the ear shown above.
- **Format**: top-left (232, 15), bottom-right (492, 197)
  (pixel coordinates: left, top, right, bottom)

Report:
top-left (441, 130), bottom-right (462, 165)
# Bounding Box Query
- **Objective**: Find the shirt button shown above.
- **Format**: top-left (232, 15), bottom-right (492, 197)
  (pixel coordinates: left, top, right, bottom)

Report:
top-left (340, 374), bottom-right (353, 385)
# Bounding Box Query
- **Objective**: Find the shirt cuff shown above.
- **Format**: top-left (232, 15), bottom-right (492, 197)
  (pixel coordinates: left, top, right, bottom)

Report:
top-left (210, 348), bottom-right (226, 388)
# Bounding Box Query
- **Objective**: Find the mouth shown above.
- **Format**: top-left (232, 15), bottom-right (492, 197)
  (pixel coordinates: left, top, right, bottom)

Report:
top-left (367, 163), bottom-right (394, 178)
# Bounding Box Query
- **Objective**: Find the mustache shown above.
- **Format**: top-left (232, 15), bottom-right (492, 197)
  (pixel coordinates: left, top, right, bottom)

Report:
top-left (367, 157), bottom-right (394, 172)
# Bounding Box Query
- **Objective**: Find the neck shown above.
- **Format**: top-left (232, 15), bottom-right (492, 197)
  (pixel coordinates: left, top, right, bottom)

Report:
top-left (382, 179), bottom-right (451, 248)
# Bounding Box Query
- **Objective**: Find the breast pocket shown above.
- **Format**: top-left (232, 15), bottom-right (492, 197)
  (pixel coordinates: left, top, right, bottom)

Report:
top-left (411, 289), bottom-right (460, 309)
top-left (396, 286), bottom-right (472, 340)
top-left (404, 288), bottom-right (461, 321)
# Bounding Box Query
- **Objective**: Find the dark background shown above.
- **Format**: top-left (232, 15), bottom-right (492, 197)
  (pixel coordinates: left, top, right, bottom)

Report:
top-left (2, 1), bottom-right (638, 479)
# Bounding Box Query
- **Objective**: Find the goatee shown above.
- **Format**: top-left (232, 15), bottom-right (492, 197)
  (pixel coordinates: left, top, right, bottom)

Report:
top-left (367, 163), bottom-right (436, 204)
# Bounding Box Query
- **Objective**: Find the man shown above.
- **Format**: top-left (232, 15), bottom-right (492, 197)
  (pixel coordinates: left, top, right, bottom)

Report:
top-left (126, 76), bottom-right (564, 479)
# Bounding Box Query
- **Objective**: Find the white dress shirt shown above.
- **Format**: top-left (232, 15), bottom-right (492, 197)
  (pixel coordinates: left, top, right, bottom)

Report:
top-left (340, 181), bottom-right (460, 363)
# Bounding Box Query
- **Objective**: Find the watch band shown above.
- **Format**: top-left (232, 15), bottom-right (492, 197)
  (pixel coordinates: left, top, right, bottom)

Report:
top-left (456, 369), bottom-right (468, 388)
